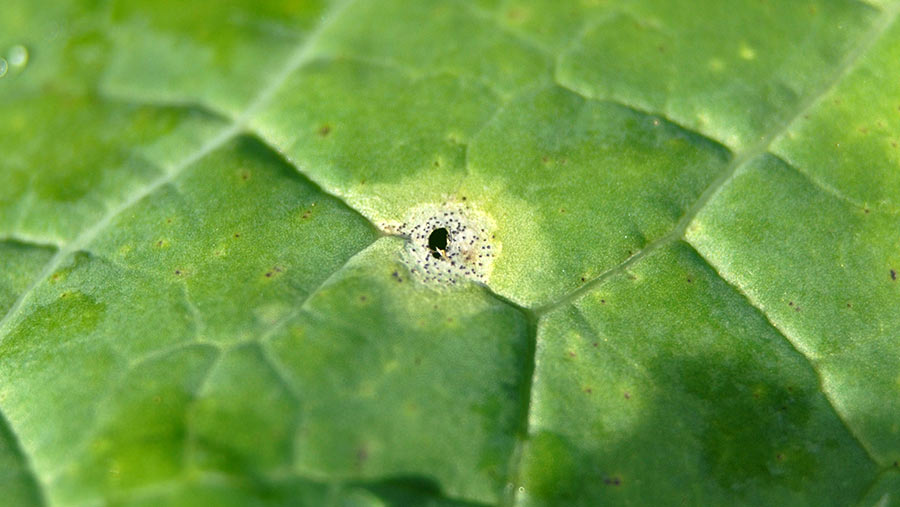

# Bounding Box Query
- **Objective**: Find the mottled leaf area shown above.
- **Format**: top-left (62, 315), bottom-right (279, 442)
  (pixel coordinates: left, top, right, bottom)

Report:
top-left (1, 0), bottom-right (900, 505)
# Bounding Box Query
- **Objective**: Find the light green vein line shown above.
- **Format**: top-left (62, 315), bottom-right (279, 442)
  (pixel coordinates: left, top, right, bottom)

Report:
top-left (535, 2), bottom-right (900, 316)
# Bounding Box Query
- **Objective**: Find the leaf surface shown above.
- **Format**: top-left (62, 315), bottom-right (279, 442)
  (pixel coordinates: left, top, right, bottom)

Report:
top-left (2, 0), bottom-right (900, 505)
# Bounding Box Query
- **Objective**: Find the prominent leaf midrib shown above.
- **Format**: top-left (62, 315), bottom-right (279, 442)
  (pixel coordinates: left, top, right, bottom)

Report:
top-left (0, 0), bottom-right (358, 340)
top-left (0, 1), bottom-right (364, 502)
top-left (535, 2), bottom-right (900, 317)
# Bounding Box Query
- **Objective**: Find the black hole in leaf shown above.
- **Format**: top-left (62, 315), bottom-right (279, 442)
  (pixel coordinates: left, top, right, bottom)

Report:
top-left (428, 228), bottom-right (449, 259)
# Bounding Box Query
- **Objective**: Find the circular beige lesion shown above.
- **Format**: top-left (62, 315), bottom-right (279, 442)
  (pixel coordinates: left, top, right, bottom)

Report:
top-left (382, 202), bottom-right (498, 286)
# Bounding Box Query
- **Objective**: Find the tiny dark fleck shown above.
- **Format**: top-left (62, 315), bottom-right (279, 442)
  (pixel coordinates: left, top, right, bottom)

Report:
top-left (234, 233), bottom-right (241, 238)
top-left (584, 388), bottom-right (592, 394)
top-left (776, 453), bottom-right (784, 461)
top-left (461, 196), bottom-right (467, 201)
top-left (686, 278), bottom-right (692, 283)
top-left (847, 303), bottom-right (852, 308)
top-left (600, 299), bottom-right (605, 304)
top-left (156, 240), bottom-right (163, 247)
top-left (864, 208), bottom-right (870, 214)
top-left (166, 218), bottom-right (172, 224)
top-left (788, 301), bottom-right (793, 306)
top-left (318, 125), bottom-right (331, 137)
top-left (891, 269), bottom-right (897, 281)
top-left (624, 392), bottom-right (630, 399)
top-left (603, 477), bottom-right (621, 486)
top-left (360, 295), bottom-right (367, 302)
top-left (174, 270), bottom-right (182, 275)
top-left (592, 342), bottom-right (598, 347)
top-left (265, 272), bottom-right (272, 278)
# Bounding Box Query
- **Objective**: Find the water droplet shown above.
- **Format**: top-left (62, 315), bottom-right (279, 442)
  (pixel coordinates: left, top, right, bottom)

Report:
top-left (0, 58), bottom-right (7, 78)
top-left (8, 45), bottom-right (28, 68)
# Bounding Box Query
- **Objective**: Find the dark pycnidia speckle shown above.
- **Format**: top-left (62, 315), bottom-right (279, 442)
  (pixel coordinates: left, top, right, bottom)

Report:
top-left (393, 204), bottom-right (496, 286)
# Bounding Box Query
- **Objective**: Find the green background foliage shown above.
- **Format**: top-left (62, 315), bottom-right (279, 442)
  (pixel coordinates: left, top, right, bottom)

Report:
top-left (1, 0), bottom-right (899, 505)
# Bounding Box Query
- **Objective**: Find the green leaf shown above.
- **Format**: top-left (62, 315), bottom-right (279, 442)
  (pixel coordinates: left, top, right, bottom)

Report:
top-left (2, 0), bottom-right (900, 505)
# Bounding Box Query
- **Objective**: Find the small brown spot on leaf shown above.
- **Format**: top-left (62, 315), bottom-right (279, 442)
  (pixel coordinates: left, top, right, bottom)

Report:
top-left (234, 233), bottom-right (241, 238)
top-left (603, 477), bottom-right (622, 486)
top-left (318, 125), bottom-right (331, 137)
top-left (506, 8), bottom-right (524, 21)
top-left (584, 388), bottom-right (592, 394)
top-left (891, 269), bottom-right (897, 281)
top-left (359, 295), bottom-right (367, 302)
top-left (624, 392), bottom-right (630, 400)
